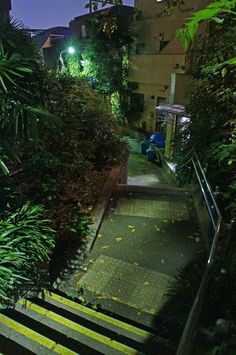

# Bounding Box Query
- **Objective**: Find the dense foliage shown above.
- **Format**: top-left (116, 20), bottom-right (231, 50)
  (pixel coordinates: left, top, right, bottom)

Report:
top-left (163, 2), bottom-right (236, 353)
top-left (0, 203), bottom-right (55, 308)
top-left (0, 20), bottom-right (52, 173)
top-left (80, 6), bottom-right (135, 118)
top-left (175, 7), bottom-right (235, 221)
top-left (0, 18), bottom-right (127, 305)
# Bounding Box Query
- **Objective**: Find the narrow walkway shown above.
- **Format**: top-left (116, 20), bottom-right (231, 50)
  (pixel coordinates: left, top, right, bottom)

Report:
top-left (59, 138), bottom-right (201, 328)
top-left (0, 138), bottom-right (201, 354)
top-left (126, 138), bottom-right (175, 187)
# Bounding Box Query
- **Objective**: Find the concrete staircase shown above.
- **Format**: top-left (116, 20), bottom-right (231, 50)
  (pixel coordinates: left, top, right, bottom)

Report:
top-left (0, 290), bottom-right (173, 354)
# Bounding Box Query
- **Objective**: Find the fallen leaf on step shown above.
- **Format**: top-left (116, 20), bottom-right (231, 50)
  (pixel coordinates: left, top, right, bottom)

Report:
top-left (102, 245), bottom-right (110, 249)
top-left (78, 296), bottom-right (85, 302)
top-left (89, 259), bottom-right (94, 263)
top-left (97, 296), bottom-right (108, 300)
top-left (131, 228), bottom-right (136, 233)
top-left (82, 267), bottom-right (88, 271)
top-left (134, 262), bottom-right (139, 266)
top-left (112, 297), bottom-right (121, 301)
top-left (98, 234), bottom-right (102, 238)
top-left (161, 259), bottom-right (165, 264)
top-left (128, 225), bottom-right (135, 228)
top-left (116, 237), bottom-right (122, 242)
top-left (144, 281), bottom-right (150, 286)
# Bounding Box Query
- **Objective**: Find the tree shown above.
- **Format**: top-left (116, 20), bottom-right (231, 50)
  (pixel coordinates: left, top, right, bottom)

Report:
top-left (81, 6), bottom-right (135, 118)
top-left (174, 1), bottom-right (236, 219)
top-left (172, 4), bottom-right (236, 352)
top-left (85, 0), bottom-right (123, 12)
top-left (0, 19), bottom-right (53, 174)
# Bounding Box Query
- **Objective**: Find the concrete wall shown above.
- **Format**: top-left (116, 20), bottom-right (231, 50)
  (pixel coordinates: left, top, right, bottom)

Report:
top-left (129, 0), bottom-right (211, 133)
top-left (70, 5), bottom-right (134, 40)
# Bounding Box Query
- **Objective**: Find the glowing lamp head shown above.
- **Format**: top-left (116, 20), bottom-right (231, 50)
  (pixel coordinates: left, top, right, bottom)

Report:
top-left (67, 46), bottom-right (75, 54)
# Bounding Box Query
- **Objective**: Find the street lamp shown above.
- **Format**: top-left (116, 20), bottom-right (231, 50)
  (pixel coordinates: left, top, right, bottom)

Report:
top-left (59, 46), bottom-right (75, 71)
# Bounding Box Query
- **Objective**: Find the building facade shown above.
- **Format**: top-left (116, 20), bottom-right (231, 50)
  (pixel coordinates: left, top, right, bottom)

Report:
top-left (32, 27), bottom-right (71, 71)
top-left (129, 0), bottom-right (209, 137)
top-left (69, 5), bottom-right (134, 48)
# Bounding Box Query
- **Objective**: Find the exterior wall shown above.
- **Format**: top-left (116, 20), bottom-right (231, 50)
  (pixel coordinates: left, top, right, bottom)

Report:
top-left (174, 73), bottom-right (194, 104)
top-left (32, 27), bottom-right (71, 70)
top-left (129, 0), bottom-right (210, 133)
top-left (69, 5), bottom-right (133, 45)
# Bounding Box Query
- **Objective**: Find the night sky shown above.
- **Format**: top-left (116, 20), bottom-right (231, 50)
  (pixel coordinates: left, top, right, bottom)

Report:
top-left (12, 0), bottom-right (134, 29)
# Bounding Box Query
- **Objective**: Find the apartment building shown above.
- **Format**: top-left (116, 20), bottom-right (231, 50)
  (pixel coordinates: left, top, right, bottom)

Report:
top-left (129, 0), bottom-right (209, 139)
top-left (69, 5), bottom-right (134, 48)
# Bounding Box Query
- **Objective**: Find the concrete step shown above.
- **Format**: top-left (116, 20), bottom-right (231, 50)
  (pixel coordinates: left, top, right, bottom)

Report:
top-left (41, 290), bottom-right (153, 345)
top-left (14, 297), bottom-right (139, 355)
top-left (0, 312), bottom-right (78, 354)
top-left (0, 290), bottom-right (174, 354)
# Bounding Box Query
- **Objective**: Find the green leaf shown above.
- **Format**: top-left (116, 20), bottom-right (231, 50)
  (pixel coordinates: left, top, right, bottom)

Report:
top-left (188, 22), bottom-right (199, 40)
top-left (211, 16), bottom-right (224, 23)
top-left (221, 67), bottom-right (227, 77)
top-left (0, 159), bottom-right (9, 175)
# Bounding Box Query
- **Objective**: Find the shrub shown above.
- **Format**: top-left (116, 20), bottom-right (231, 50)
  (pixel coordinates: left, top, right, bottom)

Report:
top-left (0, 203), bottom-right (55, 308)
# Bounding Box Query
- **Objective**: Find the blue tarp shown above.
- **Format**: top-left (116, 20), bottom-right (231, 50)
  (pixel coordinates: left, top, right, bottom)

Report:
top-left (148, 133), bottom-right (166, 148)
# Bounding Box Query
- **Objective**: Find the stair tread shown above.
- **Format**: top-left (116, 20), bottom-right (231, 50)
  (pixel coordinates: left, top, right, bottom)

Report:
top-left (16, 298), bottom-right (138, 355)
top-left (0, 313), bottom-right (77, 355)
top-left (42, 290), bottom-right (153, 339)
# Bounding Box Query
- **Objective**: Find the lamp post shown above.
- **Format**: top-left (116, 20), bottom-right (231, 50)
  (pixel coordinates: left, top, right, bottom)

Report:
top-left (59, 46), bottom-right (75, 71)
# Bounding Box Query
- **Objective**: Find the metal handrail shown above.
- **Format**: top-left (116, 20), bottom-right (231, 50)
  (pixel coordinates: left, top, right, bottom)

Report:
top-left (176, 153), bottom-right (222, 355)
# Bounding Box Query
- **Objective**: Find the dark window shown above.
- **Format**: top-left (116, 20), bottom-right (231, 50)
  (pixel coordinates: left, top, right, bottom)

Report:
top-left (136, 43), bottom-right (145, 54)
top-left (160, 40), bottom-right (170, 51)
top-left (131, 93), bottom-right (144, 112)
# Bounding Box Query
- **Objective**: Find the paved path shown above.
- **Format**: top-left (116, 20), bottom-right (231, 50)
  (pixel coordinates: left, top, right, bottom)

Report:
top-left (59, 138), bottom-right (201, 328)
top-left (126, 138), bottom-right (175, 187)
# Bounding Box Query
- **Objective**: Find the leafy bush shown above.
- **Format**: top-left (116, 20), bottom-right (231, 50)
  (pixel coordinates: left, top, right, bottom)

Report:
top-left (0, 19), bottom-right (55, 174)
top-left (46, 76), bottom-right (127, 168)
top-left (174, 12), bottom-right (235, 222)
top-left (0, 203), bottom-right (55, 308)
